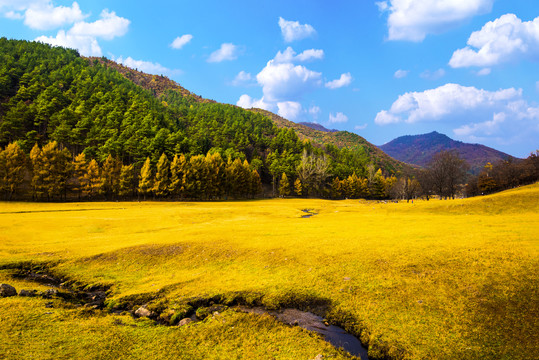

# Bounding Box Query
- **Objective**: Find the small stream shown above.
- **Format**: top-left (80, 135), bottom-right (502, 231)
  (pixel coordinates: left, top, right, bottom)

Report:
top-left (237, 306), bottom-right (369, 359)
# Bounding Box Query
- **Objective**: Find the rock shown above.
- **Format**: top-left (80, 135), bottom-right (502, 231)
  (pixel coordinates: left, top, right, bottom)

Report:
top-left (311, 355), bottom-right (323, 360)
top-left (178, 317), bottom-right (192, 327)
top-left (40, 288), bottom-right (59, 298)
top-left (45, 302), bottom-right (54, 308)
top-left (19, 289), bottom-right (37, 297)
top-left (0, 284), bottom-right (17, 297)
top-left (135, 306), bottom-right (153, 318)
top-left (343, 277), bottom-right (351, 281)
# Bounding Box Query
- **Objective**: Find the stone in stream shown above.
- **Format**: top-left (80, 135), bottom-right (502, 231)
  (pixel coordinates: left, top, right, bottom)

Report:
top-left (0, 284), bottom-right (17, 297)
top-left (19, 289), bottom-right (38, 297)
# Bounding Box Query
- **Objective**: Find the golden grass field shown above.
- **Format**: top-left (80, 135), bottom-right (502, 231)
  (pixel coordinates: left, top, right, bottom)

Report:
top-left (1, 183), bottom-right (538, 359)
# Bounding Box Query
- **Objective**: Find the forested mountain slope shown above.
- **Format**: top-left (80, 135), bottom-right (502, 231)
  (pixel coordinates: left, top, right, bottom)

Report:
top-left (380, 131), bottom-right (515, 174)
top-left (251, 108), bottom-right (406, 174)
top-left (0, 38), bottom-right (406, 200)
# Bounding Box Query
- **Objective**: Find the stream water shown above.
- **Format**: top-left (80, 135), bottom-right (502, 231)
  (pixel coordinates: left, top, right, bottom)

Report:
top-left (237, 307), bottom-right (369, 359)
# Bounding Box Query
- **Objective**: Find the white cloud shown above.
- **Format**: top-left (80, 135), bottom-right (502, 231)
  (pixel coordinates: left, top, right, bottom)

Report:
top-left (35, 8), bottom-right (130, 57)
top-left (278, 17), bottom-right (316, 42)
top-left (4, 10), bottom-right (23, 19)
top-left (277, 101), bottom-right (303, 120)
top-left (236, 94), bottom-right (272, 111)
top-left (394, 69), bottom-right (409, 78)
top-left (420, 68), bottom-right (446, 80)
top-left (375, 83), bottom-right (521, 125)
top-left (477, 68), bottom-right (491, 76)
top-left (454, 112), bottom-right (505, 137)
top-left (329, 112), bottom-right (348, 124)
top-left (231, 71), bottom-right (255, 86)
top-left (170, 34), bottom-right (192, 49)
top-left (274, 47), bottom-right (324, 63)
top-left (256, 60), bottom-right (322, 102)
top-left (115, 56), bottom-right (178, 76)
top-left (378, 0), bottom-right (494, 42)
top-left (325, 73), bottom-right (352, 89)
top-left (354, 123), bottom-right (368, 130)
top-left (69, 9), bottom-right (129, 40)
top-left (23, 1), bottom-right (86, 30)
top-left (449, 14), bottom-right (539, 68)
top-left (375, 83), bottom-right (539, 149)
top-left (296, 49), bottom-right (324, 62)
top-left (36, 30), bottom-right (101, 56)
top-left (308, 105), bottom-right (321, 119)
top-left (208, 43), bottom-right (239, 63)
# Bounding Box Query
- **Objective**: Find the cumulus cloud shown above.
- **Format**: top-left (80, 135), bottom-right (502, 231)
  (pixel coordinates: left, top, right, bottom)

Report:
top-left (231, 71), bottom-right (255, 87)
top-left (394, 69), bottom-right (409, 78)
top-left (449, 14), bottom-right (539, 68)
top-left (69, 9), bottom-right (129, 40)
top-left (278, 17), bottom-right (316, 42)
top-left (236, 94), bottom-right (273, 111)
top-left (375, 83), bottom-right (539, 149)
top-left (208, 43), bottom-right (239, 63)
top-left (170, 34), bottom-right (192, 49)
top-left (420, 68), bottom-right (446, 80)
top-left (329, 112), bottom-right (348, 124)
top-left (256, 60), bottom-right (322, 102)
top-left (23, 1), bottom-right (86, 30)
top-left (277, 101), bottom-right (303, 120)
top-left (274, 47), bottom-right (324, 63)
top-left (375, 83), bottom-right (521, 124)
top-left (377, 0), bottom-right (494, 42)
top-left (36, 29), bottom-right (101, 56)
top-left (34, 8), bottom-right (130, 56)
top-left (325, 73), bottom-right (352, 89)
top-left (115, 56), bottom-right (179, 76)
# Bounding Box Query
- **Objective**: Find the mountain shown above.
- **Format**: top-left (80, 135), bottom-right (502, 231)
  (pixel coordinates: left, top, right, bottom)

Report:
top-left (297, 122), bottom-right (337, 133)
top-left (379, 131), bottom-right (515, 174)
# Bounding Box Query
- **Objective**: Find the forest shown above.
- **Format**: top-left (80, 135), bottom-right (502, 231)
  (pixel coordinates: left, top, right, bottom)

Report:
top-left (0, 38), bottom-right (537, 202)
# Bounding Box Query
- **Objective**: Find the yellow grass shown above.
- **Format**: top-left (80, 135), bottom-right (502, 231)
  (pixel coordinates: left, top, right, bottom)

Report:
top-left (1, 183), bottom-right (538, 359)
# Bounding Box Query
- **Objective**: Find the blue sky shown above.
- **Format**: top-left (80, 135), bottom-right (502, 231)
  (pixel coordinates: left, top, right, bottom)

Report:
top-left (1, 0), bottom-right (538, 157)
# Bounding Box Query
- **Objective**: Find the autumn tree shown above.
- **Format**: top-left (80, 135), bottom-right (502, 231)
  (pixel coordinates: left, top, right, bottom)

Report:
top-left (0, 143), bottom-right (26, 200)
top-left (138, 157), bottom-right (153, 199)
top-left (153, 153), bottom-right (170, 198)
top-left (426, 150), bottom-right (469, 199)
top-left (119, 164), bottom-right (136, 198)
top-left (279, 172), bottom-right (290, 197)
top-left (72, 153), bottom-right (88, 200)
top-left (84, 159), bottom-right (102, 199)
top-left (294, 178), bottom-right (302, 196)
top-left (101, 154), bottom-right (122, 200)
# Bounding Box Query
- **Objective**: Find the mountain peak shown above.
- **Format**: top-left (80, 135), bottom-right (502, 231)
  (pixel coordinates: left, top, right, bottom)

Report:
top-left (380, 132), bottom-right (516, 174)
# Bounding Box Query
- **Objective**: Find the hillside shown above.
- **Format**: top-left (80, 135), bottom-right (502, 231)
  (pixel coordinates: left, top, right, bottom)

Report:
top-left (251, 109), bottom-right (407, 174)
top-left (379, 131), bottom-right (515, 174)
top-left (0, 38), bottom-right (405, 199)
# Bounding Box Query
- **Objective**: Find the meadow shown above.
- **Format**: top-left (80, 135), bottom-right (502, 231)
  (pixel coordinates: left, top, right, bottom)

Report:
top-left (0, 184), bottom-right (538, 359)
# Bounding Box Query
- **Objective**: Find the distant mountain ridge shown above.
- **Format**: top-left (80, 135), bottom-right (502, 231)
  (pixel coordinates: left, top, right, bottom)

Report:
top-left (379, 131), bottom-right (515, 174)
top-left (297, 122), bottom-right (337, 133)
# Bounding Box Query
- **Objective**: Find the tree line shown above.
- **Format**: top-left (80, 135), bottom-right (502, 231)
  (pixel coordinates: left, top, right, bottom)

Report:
top-left (0, 141), bottom-right (262, 201)
top-left (465, 151), bottom-right (539, 196)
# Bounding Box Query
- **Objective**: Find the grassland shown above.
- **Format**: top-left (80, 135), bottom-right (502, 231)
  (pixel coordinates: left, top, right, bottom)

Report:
top-left (1, 184), bottom-right (538, 359)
